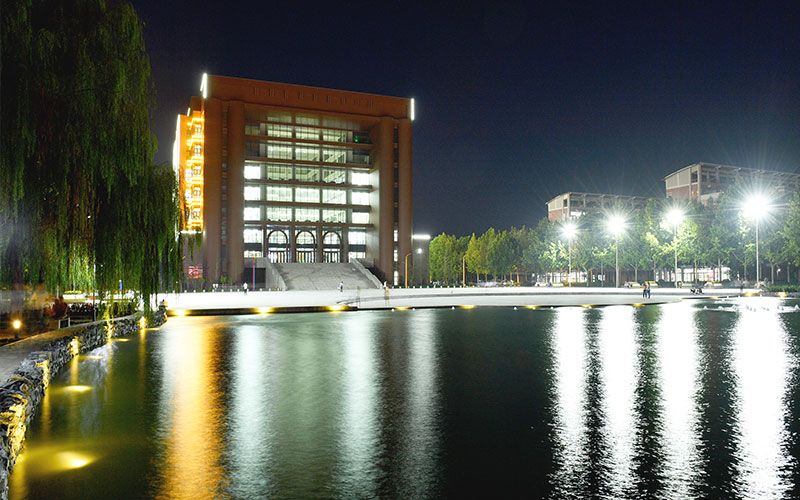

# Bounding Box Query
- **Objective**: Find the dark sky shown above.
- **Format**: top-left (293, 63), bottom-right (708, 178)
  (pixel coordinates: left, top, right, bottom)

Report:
top-left (133, 1), bottom-right (799, 237)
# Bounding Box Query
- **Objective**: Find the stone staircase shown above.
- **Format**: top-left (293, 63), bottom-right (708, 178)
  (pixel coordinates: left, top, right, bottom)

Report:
top-left (274, 263), bottom-right (381, 291)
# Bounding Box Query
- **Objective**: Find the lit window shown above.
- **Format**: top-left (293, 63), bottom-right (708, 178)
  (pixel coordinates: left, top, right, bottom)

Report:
top-left (243, 228), bottom-right (263, 243)
top-left (351, 172), bottom-right (370, 185)
top-left (296, 114), bottom-right (319, 126)
top-left (322, 168), bottom-right (345, 184)
top-left (323, 148), bottom-right (346, 163)
top-left (244, 166), bottom-right (261, 179)
top-left (267, 144), bottom-right (292, 159)
top-left (295, 147), bottom-right (320, 161)
top-left (295, 187), bottom-right (320, 203)
top-left (349, 230), bottom-right (366, 245)
top-left (295, 127), bottom-right (318, 140)
top-left (352, 212), bottom-right (369, 224)
top-left (295, 167), bottom-right (319, 182)
top-left (323, 130), bottom-right (347, 142)
top-left (352, 192), bottom-right (370, 205)
top-left (267, 124), bottom-right (292, 138)
top-left (295, 208), bottom-right (319, 222)
top-left (266, 186), bottom-right (292, 202)
top-left (267, 164), bottom-right (292, 180)
top-left (244, 207), bottom-right (261, 221)
top-left (322, 189), bottom-right (346, 204)
top-left (322, 209), bottom-right (346, 223)
top-left (266, 206), bottom-right (292, 221)
top-left (244, 186), bottom-right (261, 200)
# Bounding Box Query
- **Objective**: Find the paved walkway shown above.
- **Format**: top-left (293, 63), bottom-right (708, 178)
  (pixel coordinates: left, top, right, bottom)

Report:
top-left (164, 286), bottom-right (752, 314)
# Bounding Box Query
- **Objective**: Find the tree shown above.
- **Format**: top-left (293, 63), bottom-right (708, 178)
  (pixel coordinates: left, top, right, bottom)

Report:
top-left (1, 0), bottom-right (181, 313)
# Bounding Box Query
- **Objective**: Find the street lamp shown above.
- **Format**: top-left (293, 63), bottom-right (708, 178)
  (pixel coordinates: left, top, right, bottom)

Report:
top-left (666, 208), bottom-right (684, 288)
top-left (562, 222), bottom-right (577, 286)
top-left (607, 214), bottom-right (626, 288)
top-left (743, 194), bottom-right (770, 285)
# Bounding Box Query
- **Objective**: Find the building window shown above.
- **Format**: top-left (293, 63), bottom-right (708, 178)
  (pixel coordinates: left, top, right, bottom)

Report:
top-left (244, 186), bottom-right (261, 200)
top-left (267, 186), bottom-right (292, 202)
top-left (351, 172), bottom-right (370, 185)
top-left (266, 206), bottom-right (292, 221)
top-left (322, 168), bottom-right (346, 184)
top-left (267, 124), bottom-right (292, 138)
top-left (349, 230), bottom-right (366, 245)
top-left (244, 228), bottom-right (263, 243)
top-left (295, 167), bottom-right (320, 182)
top-left (244, 207), bottom-right (261, 221)
top-left (295, 187), bottom-right (320, 203)
top-left (322, 189), bottom-right (346, 204)
top-left (323, 130), bottom-right (348, 142)
top-left (323, 148), bottom-right (347, 163)
top-left (322, 209), bottom-right (346, 223)
top-left (295, 127), bottom-right (319, 140)
top-left (268, 111), bottom-right (292, 123)
top-left (267, 164), bottom-right (292, 181)
top-left (244, 165), bottom-right (261, 179)
top-left (295, 208), bottom-right (319, 222)
top-left (296, 114), bottom-right (319, 126)
top-left (268, 144), bottom-right (292, 159)
top-left (351, 211), bottom-right (369, 224)
top-left (352, 192), bottom-right (370, 205)
top-left (295, 147), bottom-right (320, 162)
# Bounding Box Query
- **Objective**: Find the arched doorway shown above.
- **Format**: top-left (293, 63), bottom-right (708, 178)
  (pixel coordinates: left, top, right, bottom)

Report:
top-left (322, 231), bottom-right (342, 263)
top-left (267, 230), bottom-right (289, 263)
top-left (295, 230), bottom-right (317, 263)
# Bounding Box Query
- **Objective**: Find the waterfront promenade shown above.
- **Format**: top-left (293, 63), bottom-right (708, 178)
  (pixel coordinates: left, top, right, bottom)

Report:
top-left (164, 286), bottom-right (752, 315)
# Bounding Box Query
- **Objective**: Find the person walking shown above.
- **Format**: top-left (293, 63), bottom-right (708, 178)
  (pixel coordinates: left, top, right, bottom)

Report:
top-left (338, 281), bottom-right (344, 293)
top-left (243, 282), bottom-right (248, 295)
top-left (642, 282), bottom-right (647, 299)
top-left (646, 282), bottom-right (651, 299)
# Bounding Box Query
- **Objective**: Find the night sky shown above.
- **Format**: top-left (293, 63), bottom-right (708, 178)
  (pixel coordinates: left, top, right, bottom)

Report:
top-left (132, 1), bottom-right (799, 237)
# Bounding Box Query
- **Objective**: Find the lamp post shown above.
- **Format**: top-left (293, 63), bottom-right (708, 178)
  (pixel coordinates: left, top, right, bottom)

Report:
top-left (562, 222), bottom-right (577, 286)
top-left (608, 215), bottom-right (626, 288)
top-left (404, 252), bottom-right (412, 288)
top-left (743, 195), bottom-right (770, 286)
top-left (666, 209), bottom-right (684, 288)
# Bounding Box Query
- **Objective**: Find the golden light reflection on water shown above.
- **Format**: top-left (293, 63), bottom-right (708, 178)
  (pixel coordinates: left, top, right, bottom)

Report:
top-left (550, 307), bottom-right (589, 492)
top-left (597, 306), bottom-right (638, 495)
top-left (656, 301), bottom-right (701, 497)
top-left (731, 297), bottom-right (793, 498)
top-left (156, 317), bottom-right (226, 500)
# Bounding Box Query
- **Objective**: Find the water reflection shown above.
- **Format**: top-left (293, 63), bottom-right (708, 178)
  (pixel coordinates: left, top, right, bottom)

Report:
top-left (656, 301), bottom-right (702, 498)
top-left (731, 297), bottom-right (793, 498)
top-left (154, 318), bottom-right (226, 499)
top-left (550, 307), bottom-right (589, 497)
top-left (597, 306), bottom-right (638, 497)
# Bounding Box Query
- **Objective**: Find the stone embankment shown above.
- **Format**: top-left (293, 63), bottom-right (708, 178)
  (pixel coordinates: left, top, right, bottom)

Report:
top-left (0, 307), bottom-right (166, 500)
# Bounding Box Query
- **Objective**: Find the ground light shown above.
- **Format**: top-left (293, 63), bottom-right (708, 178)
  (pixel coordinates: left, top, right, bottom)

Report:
top-left (665, 208), bottom-right (685, 288)
top-left (743, 194), bottom-right (770, 285)
top-left (607, 214), bottom-right (627, 287)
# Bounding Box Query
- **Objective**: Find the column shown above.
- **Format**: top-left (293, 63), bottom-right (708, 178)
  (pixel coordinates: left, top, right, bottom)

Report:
top-left (227, 101), bottom-right (245, 282)
top-left (398, 118), bottom-right (413, 285)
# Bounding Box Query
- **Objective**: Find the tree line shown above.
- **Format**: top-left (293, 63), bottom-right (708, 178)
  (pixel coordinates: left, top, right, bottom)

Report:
top-left (430, 190), bottom-right (800, 286)
top-left (1, 0), bottom-right (183, 314)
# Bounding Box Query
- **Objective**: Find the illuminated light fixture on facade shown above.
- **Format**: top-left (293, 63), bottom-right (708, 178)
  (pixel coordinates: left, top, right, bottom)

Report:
top-left (410, 98), bottom-right (415, 121)
top-left (200, 73), bottom-right (208, 99)
top-left (412, 234), bottom-right (430, 240)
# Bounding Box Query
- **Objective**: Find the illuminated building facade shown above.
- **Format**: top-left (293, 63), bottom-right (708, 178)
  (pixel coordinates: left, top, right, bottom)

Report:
top-left (175, 74), bottom-right (414, 285)
top-left (546, 191), bottom-right (654, 222)
top-left (664, 162), bottom-right (800, 204)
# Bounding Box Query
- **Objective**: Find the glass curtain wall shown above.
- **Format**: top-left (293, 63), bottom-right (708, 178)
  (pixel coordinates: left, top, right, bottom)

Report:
top-left (242, 112), bottom-right (372, 263)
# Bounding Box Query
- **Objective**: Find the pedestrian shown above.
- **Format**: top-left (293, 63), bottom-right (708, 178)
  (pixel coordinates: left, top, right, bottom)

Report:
top-left (646, 282), bottom-right (651, 299)
top-left (642, 282), bottom-right (647, 298)
top-left (338, 281), bottom-right (344, 293)
top-left (243, 282), bottom-right (248, 295)
top-left (383, 284), bottom-right (390, 306)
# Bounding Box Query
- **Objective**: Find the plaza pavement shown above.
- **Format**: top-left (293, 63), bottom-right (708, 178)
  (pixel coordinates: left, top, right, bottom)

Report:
top-left (163, 286), bottom-right (753, 314)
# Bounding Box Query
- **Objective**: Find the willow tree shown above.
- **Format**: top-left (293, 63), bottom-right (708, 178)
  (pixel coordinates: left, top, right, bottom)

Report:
top-left (1, 0), bottom-right (181, 313)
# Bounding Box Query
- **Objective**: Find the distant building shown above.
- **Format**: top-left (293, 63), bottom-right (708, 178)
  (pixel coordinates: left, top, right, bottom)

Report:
top-left (546, 192), bottom-right (654, 222)
top-left (664, 162), bottom-right (800, 204)
top-left (174, 74), bottom-right (414, 285)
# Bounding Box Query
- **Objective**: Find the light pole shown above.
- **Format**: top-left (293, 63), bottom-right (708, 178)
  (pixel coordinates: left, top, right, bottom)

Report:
top-left (562, 222), bottom-right (577, 286)
top-left (744, 195), bottom-right (770, 285)
top-left (608, 215), bottom-right (626, 288)
top-left (666, 208), bottom-right (684, 288)
top-left (404, 252), bottom-right (412, 288)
